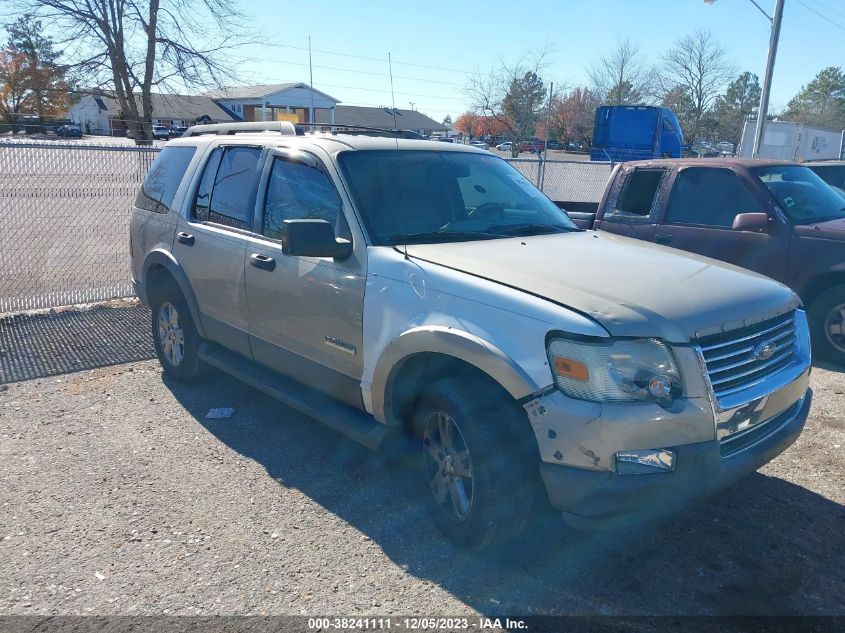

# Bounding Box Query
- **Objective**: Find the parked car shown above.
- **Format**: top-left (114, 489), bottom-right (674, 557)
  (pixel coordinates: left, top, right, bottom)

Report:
top-left (565, 158), bottom-right (845, 364)
top-left (469, 140), bottom-right (489, 150)
top-left (591, 105), bottom-right (684, 162)
top-left (130, 124), bottom-right (811, 548)
top-left (56, 124), bottom-right (82, 138)
top-left (170, 125), bottom-right (188, 137)
top-left (152, 125), bottom-right (171, 140)
top-left (495, 142), bottom-right (512, 152)
top-left (520, 139), bottom-right (545, 153)
top-left (805, 160), bottom-right (845, 190)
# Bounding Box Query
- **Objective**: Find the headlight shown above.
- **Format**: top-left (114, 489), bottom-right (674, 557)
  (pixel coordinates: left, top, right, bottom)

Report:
top-left (547, 337), bottom-right (682, 405)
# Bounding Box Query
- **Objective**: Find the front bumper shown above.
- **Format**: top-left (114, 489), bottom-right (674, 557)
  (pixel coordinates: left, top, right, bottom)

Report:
top-left (538, 389), bottom-right (812, 529)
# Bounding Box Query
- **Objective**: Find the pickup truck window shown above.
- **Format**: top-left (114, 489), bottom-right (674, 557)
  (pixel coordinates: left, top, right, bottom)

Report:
top-left (193, 146), bottom-right (262, 230)
top-left (263, 158), bottom-right (344, 241)
top-left (665, 168), bottom-right (759, 227)
top-left (609, 169), bottom-right (663, 220)
top-left (753, 165), bottom-right (845, 225)
top-left (338, 150), bottom-right (576, 245)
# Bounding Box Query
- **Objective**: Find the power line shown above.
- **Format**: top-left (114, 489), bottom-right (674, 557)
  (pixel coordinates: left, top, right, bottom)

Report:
top-left (252, 56), bottom-right (467, 87)
top-left (806, 0), bottom-right (845, 21)
top-left (795, 0), bottom-right (845, 31)
top-left (265, 42), bottom-right (472, 75)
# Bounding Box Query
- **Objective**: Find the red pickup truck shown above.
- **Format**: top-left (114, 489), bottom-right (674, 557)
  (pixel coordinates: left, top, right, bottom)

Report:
top-left (568, 158), bottom-right (845, 363)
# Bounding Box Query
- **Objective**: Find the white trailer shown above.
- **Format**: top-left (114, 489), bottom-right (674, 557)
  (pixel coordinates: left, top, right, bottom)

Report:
top-left (738, 120), bottom-right (844, 161)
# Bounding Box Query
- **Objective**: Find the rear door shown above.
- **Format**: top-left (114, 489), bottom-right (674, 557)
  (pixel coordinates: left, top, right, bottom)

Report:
top-left (172, 144), bottom-right (265, 356)
top-left (652, 166), bottom-right (790, 281)
top-left (594, 166), bottom-right (665, 241)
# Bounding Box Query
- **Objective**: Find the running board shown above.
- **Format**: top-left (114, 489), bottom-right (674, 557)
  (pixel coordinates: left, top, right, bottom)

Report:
top-left (198, 342), bottom-right (389, 450)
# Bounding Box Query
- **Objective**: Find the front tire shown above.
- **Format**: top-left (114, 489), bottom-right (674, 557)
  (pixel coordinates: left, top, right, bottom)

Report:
top-left (150, 282), bottom-right (204, 382)
top-left (412, 378), bottom-right (535, 549)
top-left (809, 284), bottom-right (845, 366)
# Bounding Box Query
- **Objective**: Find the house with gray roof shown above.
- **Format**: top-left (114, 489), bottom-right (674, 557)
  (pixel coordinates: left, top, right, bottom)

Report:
top-left (68, 92), bottom-right (237, 136)
top-left (315, 105), bottom-right (447, 136)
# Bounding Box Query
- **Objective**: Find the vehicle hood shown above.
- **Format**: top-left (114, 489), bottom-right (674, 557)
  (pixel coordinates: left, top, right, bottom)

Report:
top-left (793, 217), bottom-right (845, 241)
top-left (405, 231), bottom-right (799, 343)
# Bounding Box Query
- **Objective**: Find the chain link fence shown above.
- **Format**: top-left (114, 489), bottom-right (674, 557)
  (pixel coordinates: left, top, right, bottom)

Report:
top-left (0, 140), bottom-right (613, 314)
top-left (0, 140), bottom-right (158, 313)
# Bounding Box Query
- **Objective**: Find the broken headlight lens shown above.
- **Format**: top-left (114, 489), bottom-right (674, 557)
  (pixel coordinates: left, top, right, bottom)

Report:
top-left (547, 337), bottom-right (682, 405)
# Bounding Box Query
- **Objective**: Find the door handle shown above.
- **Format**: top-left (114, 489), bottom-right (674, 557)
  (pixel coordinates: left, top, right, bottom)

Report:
top-left (176, 231), bottom-right (195, 246)
top-left (655, 233), bottom-right (672, 245)
top-left (249, 253), bottom-right (276, 271)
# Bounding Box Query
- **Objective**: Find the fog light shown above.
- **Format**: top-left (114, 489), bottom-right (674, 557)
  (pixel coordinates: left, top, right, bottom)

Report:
top-left (615, 449), bottom-right (675, 475)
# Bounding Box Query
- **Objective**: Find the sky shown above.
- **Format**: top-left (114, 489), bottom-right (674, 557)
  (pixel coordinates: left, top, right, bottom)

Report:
top-left (231, 0), bottom-right (845, 122)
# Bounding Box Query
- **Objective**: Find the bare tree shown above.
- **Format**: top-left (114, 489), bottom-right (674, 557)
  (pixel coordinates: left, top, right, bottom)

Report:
top-left (588, 37), bottom-right (657, 106)
top-left (5, 0), bottom-right (252, 143)
top-left (467, 48), bottom-right (554, 157)
top-left (661, 29), bottom-right (735, 144)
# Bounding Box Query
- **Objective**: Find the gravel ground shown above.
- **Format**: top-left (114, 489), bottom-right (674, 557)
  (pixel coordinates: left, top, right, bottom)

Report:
top-left (0, 306), bottom-right (843, 617)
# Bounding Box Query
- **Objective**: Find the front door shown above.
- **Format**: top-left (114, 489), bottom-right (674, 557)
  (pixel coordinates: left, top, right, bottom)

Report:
top-left (172, 144), bottom-right (264, 356)
top-left (653, 166), bottom-right (790, 282)
top-left (595, 166), bottom-right (665, 241)
top-left (243, 149), bottom-right (366, 409)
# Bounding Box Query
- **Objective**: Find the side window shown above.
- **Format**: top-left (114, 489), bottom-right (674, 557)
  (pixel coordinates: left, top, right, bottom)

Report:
top-left (665, 168), bottom-right (760, 228)
top-left (193, 146), bottom-right (262, 229)
top-left (193, 147), bottom-right (223, 222)
top-left (135, 146), bottom-right (196, 214)
top-left (609, 169), bottom-right (664, 220)
top-left (262, 157), bottom-right (345, 241)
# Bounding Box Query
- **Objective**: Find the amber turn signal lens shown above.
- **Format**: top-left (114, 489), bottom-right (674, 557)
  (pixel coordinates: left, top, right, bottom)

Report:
top-left (553, 357), bottom-right (590, 382)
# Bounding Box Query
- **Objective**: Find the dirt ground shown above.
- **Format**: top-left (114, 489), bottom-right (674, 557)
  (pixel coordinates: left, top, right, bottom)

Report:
top-left (0, 305), bottom-right (843, 618)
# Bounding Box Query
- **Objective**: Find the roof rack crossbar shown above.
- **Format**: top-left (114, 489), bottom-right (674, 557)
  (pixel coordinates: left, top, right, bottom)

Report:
top-left (182, 121), bottom-right (298, 137)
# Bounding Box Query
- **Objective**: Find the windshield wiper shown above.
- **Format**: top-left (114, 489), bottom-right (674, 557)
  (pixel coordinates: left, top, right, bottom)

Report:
top-left (487, 223), bottom-right (579, 236)
top-left (387, 230), bottom-right (503, 244)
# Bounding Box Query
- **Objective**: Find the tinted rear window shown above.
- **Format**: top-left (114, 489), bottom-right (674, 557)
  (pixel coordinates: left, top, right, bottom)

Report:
top-left (135, 146), bottom-right (196, 213)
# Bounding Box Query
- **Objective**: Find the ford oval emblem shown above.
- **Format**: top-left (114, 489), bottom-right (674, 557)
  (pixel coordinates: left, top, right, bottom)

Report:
top-left (752, 340), bottom-right (777, 361)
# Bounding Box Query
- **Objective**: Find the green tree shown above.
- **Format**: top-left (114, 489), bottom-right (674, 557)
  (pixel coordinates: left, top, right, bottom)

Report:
top-left (502, 71), bottom-right (547, 146)
top-left (5, 14), bottom-right (68, 120)
top-left (782, 66), bottom-right (845, 130)
top-left (441, 114), bottom-right (452, 126)
top-left (712, 72), bottom-right (761, 146)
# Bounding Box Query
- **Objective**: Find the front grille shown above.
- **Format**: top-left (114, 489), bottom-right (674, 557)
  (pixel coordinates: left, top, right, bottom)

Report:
top-left (697, 311), bottom-right (798, 406)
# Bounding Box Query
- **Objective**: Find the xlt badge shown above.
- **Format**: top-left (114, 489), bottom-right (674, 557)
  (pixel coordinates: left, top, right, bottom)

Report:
top-left (325, 336), bottom-right (356, 355)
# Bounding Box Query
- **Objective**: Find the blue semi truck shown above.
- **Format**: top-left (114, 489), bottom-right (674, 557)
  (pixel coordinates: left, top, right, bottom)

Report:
top-left (591, 105), bottom-right (685, 162)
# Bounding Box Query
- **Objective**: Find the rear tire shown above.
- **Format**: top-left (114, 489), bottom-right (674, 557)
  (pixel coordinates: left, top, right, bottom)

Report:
top-left (412, 377), bottom-right (535, 549)
top-left (150, 282), bottom-right (204, 382)
top-left (809, 285), bottom-right (845, 367)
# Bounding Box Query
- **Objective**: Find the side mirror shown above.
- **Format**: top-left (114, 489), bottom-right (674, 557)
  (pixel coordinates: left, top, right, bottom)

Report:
top-left (732, 212), bottom-right (769, 232)
top-left (282, 219), bottom-right (353, 259)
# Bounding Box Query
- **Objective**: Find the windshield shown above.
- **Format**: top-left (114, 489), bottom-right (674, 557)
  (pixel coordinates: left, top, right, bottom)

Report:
top-left (752, 165), bottom-right (845, 224)
top-left (338, 150), bottom-right (578, 245)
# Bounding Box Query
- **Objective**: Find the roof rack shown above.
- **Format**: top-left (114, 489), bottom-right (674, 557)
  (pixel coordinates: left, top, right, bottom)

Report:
top-left (294, 123), bottom-right (424, 140)
top-left (182, 121), bottom-right (297, 137)
top-left (181, 121), bottom-right (424, 140)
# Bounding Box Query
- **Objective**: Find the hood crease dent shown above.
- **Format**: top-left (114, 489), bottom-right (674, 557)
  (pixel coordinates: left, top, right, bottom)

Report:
top-left (405, 231), bottom-right (799, 343)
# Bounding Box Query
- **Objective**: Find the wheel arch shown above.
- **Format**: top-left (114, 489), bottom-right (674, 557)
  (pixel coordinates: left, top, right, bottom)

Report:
top-left (371, 326), bottom-right (541, 427)
top-left (141, 249), bottom-right (206, 338)
top-left (798, 269), bottom-right (845, 307)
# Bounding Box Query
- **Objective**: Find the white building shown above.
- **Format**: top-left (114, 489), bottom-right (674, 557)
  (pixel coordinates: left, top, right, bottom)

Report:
top-left (204, 83), bottom-right (340, 124)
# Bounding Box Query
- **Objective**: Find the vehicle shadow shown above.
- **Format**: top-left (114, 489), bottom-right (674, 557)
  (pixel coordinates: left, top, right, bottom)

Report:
top-left (0, 304), bottom-right (155, 384)
top-left (814, 359), bottom-right (845, 373)
top-left (164, 370), bottom-right (845, 617)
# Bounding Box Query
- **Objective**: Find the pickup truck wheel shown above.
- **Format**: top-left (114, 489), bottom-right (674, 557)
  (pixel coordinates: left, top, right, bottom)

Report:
top-left (150, 284), bottom-right (203, 382)
top-left (810, 285), bottom-right (845, 365)
top-left (412, 378), bottom-right (534, 549)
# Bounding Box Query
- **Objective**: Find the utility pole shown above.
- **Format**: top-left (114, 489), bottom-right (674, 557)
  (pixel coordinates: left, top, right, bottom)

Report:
top-left (308, 35), bottom-right (315, 131)
top-left (752, 0), bottom-right (785, 158)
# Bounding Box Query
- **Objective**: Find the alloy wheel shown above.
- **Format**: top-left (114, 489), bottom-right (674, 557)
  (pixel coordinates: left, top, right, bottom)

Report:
top-left (824, 303), bottom-right (845, 353)
top-left (157, 301), bottom-right (185, 366)
top-left (421, 409), bottom-right (474, 522)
